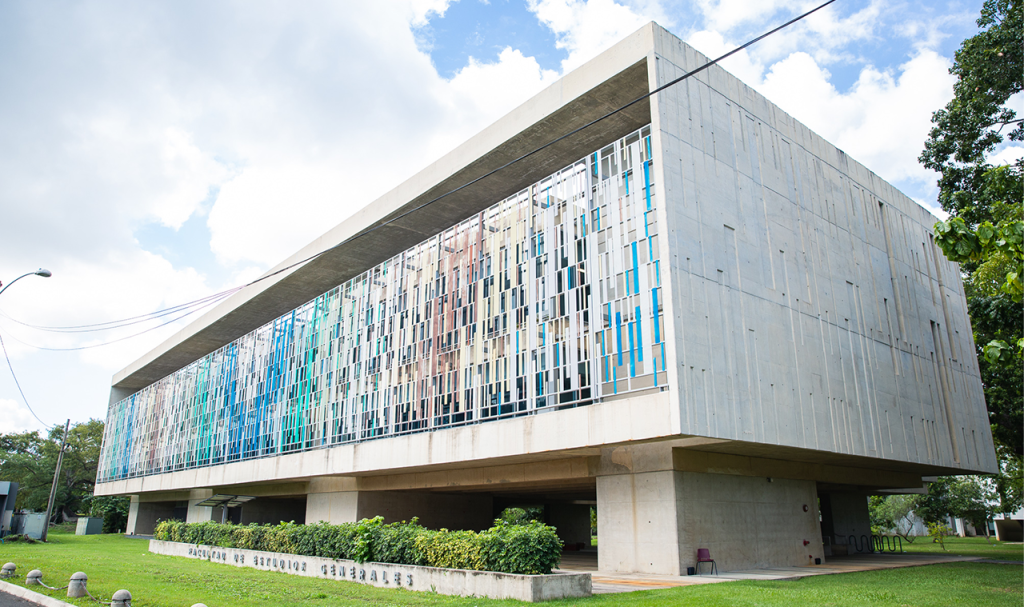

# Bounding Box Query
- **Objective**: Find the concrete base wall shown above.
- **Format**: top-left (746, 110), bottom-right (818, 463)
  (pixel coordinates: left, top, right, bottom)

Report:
top-left (676, 473), bottom-right (823, 572)
top-left (597, 469), bottom-right (823, 574)
top-left (307, 491), bottom-right (493, 531)
top-left (239, 498), bottom-right (306, 525)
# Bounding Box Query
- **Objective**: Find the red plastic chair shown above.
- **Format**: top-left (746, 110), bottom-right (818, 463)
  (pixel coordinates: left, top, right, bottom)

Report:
top-left (696, 548), bottom-right (717, 575)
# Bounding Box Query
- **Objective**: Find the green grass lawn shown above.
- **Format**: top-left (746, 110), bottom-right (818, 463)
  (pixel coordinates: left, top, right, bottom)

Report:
top-left (0, 532), bottom-right (1019, 607)
top-left (896, 535), bottom-right (1023, 562)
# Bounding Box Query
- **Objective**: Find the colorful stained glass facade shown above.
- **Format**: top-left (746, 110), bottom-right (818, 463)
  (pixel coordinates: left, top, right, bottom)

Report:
top-left (97, 126), bottom-right (666, 483)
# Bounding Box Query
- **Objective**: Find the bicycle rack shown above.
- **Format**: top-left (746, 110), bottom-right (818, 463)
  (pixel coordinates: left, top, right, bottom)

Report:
top-left (847, 534), bottom-right (874, 554)
top-left (872, 534), bottom-right (904, 553)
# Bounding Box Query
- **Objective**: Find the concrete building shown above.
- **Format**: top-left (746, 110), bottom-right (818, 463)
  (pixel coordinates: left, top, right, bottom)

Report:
top-left (95, 23), bottom-right (997, 575)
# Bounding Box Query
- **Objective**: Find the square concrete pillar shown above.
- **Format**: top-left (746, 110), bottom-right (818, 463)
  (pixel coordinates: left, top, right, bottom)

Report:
top-left (597, 470), bottom-right (684, 574)
top-left (126, 497), bottom-right (139, 535)
top-left (185, 501), bottom-right (215, 523)
top-left (306, 491), bottom-right (359, 524)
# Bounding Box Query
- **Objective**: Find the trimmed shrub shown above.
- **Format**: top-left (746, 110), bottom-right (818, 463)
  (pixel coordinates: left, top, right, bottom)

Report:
top-left (154, 516), bottom-right (560, 575)
top-left (372, 518), bottom-right (428, 566)
top-left (415, 529), bottom-right (484, 571)
top-left (479, 520), bottom-right (563, 574)
top-left (263, 521), bottom-right (299, 554)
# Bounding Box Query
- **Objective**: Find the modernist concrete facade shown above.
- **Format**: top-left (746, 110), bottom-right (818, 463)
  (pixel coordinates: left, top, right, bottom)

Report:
top-left (96, 23), bottom-right (996, 575)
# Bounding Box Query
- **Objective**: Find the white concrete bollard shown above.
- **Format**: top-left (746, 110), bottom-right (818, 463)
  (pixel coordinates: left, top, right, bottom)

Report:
top-left (67, 572), bottom-right (88, 598)
top-left (26, 570), bottom-right (42, 585)
top-left (0, 563), bottom-right (14, 579)
top-left (110, 589), bottom-right (132, 607)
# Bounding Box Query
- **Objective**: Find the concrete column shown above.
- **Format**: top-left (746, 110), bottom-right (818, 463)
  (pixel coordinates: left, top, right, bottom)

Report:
top-left (597, 470), bottom-right (683, 574)
top-left (185, 489), bottom-right (215, 523)
top-left (547, 503), bottom-right (593, 548)
top-left (125, 497), bottom-right (139, 535)
top-left (306, 491), bottom-right (359, 524)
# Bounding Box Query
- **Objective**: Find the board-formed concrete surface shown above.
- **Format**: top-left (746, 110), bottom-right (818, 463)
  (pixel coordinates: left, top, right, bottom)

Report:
top-left (98, 22), bottom-right (997, 578)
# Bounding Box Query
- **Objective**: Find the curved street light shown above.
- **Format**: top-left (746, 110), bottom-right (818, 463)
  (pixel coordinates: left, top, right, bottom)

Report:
top-left (0, 267), bottom-right (61, 541)
top-left (0, 268), bottom-right (52, 297)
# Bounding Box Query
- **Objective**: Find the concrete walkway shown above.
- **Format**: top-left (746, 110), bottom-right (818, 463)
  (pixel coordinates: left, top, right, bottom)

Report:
top-left (555, 551), bottom-right (999, 594)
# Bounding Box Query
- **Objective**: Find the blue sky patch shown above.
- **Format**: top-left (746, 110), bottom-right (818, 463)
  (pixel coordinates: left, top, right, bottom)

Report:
top-left (417, 0), bottom-right (565, 78)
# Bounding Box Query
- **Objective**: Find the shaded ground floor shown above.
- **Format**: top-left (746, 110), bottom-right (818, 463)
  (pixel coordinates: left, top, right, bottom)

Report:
top-left (121, 439), bottom-right (947, 575)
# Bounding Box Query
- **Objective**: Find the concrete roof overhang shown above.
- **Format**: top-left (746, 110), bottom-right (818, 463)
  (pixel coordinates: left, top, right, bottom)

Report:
top-left (111, 26), bottom-right (657, 399)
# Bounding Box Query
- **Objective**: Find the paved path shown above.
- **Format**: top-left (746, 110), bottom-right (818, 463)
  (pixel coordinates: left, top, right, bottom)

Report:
top-left (556, 551), bottom-right (1004, 594)
top-left (0, 589), bottom-right (37, 607)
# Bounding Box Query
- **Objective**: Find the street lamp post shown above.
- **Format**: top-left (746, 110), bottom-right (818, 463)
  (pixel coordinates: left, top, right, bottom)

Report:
top-left (0, 268), bottom-right (52, 297)
top-left (0, 268), bottom-right (54, 539)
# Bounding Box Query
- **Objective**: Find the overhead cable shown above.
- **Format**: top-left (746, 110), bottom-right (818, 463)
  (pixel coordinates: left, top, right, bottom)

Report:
top-left (1, 0), bottom-right (838, 349)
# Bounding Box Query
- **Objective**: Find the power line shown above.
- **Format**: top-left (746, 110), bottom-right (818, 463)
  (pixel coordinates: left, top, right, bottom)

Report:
top-left (0, 288), bottom-right (236, 351)
top-left (0, 0), bottom-right (837, 346)
top-left (0, 332), bottom-right (52, 429)
top-left (0, 286), bottom-right (246, 333)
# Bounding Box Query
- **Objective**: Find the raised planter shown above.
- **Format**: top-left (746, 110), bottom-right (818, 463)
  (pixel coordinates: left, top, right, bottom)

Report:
top-left (149, 540), bottom-right (591, 602)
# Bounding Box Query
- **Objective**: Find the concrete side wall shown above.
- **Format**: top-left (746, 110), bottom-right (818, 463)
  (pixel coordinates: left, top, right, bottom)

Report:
top-left (239, 498), bottom-right (306, 525)
top-left (358, 492), bottom-right (494, 532)
top-left (676, 472), bottom-right (823, 571)
top-left (648, 27), bottom-right (995, 474)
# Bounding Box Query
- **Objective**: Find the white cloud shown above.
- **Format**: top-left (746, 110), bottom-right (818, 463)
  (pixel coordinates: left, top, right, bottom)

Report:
top-left (0, 0), bottom-right (979, 427)
top-left (685, 29), bottom-right (766, 85)
top-left (0, 398), bottom-right (43, 433)
top-left (446, 47), bottom-right (561, 126)
top-left (529, 0), bottom-right (651, 72)
top-left (756, 50), bottom-right (955, 189)
top-left (989, 145), bottom-right (1024, 167)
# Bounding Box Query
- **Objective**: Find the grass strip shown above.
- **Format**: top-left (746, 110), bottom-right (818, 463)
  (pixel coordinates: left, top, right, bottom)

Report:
top-left (0, 532), bottom-right (1019, 607)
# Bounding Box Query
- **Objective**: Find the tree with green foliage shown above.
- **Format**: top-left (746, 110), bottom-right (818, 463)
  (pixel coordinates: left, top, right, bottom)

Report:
top-left (0, 419), bottom-right (121, 525)
top-left (920, 0), bottom-right (1023, 512)
top-left (915, 476), bottom-right (996, 541)
top-left (869, 494), bottom-right (920, 541)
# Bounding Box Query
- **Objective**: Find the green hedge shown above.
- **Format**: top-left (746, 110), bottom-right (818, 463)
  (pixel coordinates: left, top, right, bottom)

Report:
top-left (154, 516), bottom-right (562, 575)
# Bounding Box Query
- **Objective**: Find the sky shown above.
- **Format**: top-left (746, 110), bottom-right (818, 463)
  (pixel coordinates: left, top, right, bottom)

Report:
top-left (0, 0), bottom-right (1019, 434)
